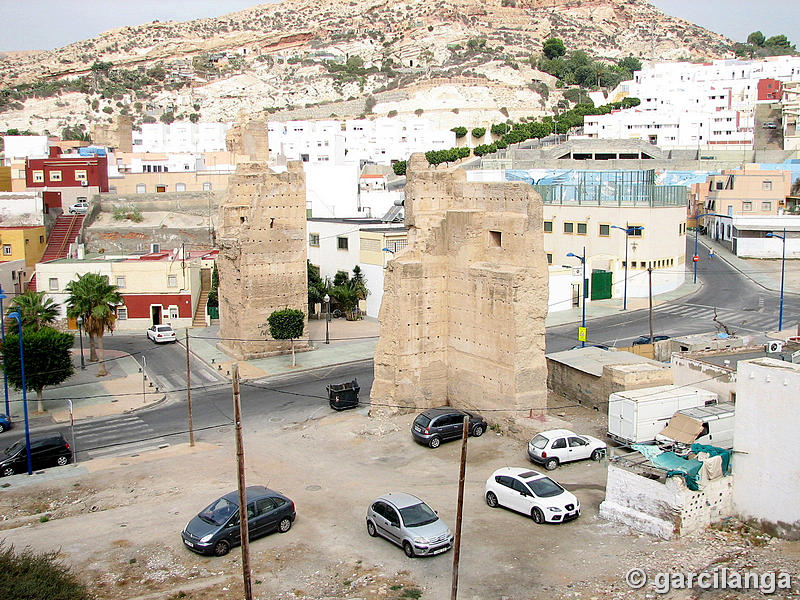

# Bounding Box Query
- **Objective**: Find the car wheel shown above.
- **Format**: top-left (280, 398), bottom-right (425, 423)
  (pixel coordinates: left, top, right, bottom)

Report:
top-left (0, 423), bottom-right (5, 433)
top-left (213, 540), bottom-right (231, 557)
top-left (591, 449), bottom-right (605, 461)
top-left (531, 507), bottom-right (545, 524)
top-left (367, 520), bottom-right (377, 537)
top-left (544, 458), bottom-right (559, 471)
top-left (403, 541), bottom-right (415, 558)
top-left (486, 492), bottom-right (499, 508)
top-left (472, 425), bottom-right (484, 437)
top-left (278, 517), bottom-right (292, 533)
top-left (428, 436), bottom-right (441, 449)
top-left (56, 455), bottom-right (69, 466)
top-left (2, 466), bottom-right (13, 477)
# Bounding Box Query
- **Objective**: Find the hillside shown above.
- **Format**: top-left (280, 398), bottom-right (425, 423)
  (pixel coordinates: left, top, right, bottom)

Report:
top-left (0, 0), bottom-right (733, 134)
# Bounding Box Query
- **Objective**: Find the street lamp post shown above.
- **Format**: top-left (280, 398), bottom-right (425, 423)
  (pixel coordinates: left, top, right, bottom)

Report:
top-left (76, 316), bottom-right (86, 370)
top-left (610, 225), bottom-right (643, 311)
top-left (693, 213), bottom-right (726, 284)
top-left (323, 294), bottom-right (330, 344)
top-left (567, 247), bottom-right (587, 348)
top-left (766, 228), bottom-right (787, 332)
top-left (7, 311), bottom-right (32, 475)
top-left (0, 286), bottom-right (9, 419)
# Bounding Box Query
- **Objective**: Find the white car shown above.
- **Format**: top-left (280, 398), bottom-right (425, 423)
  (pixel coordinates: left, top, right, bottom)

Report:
top-left (484, 467), bottom-right (580, 524)
top-left (68, 201), bottom-right (89, 214)
top-left (527, 429), bottom-right (606, 471)
top-left (146, 324), bottom-right (176, 343)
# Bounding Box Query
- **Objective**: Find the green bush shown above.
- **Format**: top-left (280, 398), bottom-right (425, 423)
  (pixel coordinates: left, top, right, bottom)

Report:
top-left (392, 160), bottom-right (407, 176)
top-left (451, 126), bottom-right (467, 138)
top-left (112, 204), bottom-right (143, 222)
top-left (471, 127), bottom-right (486, 138)
top-left (0, 543), bottom-right (90, 600)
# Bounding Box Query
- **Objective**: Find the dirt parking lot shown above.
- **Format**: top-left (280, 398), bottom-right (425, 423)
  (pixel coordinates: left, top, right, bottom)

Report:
top-left (1, 405), bottom-right (798, 600)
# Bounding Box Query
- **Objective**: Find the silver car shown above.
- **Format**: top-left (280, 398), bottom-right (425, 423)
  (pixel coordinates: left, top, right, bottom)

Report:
top-left (366, 493), bottom-right (453, 557)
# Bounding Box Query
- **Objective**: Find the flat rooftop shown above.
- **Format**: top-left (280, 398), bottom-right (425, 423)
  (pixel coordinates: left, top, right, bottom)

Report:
top-left (545, 347), bottom-right (667, 377)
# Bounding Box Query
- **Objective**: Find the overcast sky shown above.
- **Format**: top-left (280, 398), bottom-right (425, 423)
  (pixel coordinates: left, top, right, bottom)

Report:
top-left (0, 0), bottom-right (796, 52)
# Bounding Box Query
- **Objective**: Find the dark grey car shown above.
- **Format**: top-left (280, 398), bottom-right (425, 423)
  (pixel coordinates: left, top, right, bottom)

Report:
top-left (0, 433), bottom-right (71, 477)
top-left (181, 486), bottom-right (295, 556)
top-left (411, 407), bottom-right (487, 448)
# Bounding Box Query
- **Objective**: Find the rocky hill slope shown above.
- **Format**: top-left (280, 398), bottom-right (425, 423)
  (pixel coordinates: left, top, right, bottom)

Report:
top-left (0, 0), bottom-right (732, 134)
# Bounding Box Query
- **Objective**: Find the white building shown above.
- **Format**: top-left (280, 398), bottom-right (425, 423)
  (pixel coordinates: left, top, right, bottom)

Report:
top-left (0, 191), bottom-right (45, 226)
top-left (1, 135), bottom-right (49, 162)
top-left (705, 214), bottom-right (800, 258)
top-left (132, 122), bottom-right (232, 153)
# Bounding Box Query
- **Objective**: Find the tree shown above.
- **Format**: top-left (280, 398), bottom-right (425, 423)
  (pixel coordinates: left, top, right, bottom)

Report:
top-left (451, 126), bottom-right (467, 138)
top-left (307, 260), bottom-right (329, 313)
top-left (542, 37), bottom-right (566, 59)
top-left (7, 291), bottom-right (59, 330)
top-left (3, 327), bottom-right (74, 412)
top-left (65, 273), bottom-right (122, 377)
top-left (574, 64), bottom-right (598, 87)
top-left (392, 160), bottom-right (407, 176)
top-left (364, 95), bottom-right (376, 113)
top-left (330, 283), bottom-right (361, 320)
top-left (350, 265), bottom-right (369, 305)
top-left (206, 263), bottom-right (219, 308)
top-left (471, 127), bottom-right (486, 139)
top-left (159, 111), bottom-right (175, 124)
top-left (617, 56), bottom-right (642, 75)
top-left (764, 34), bottom-right (794, 51)
top-left (267, 308), bottom-right (305, 366)
top-left (747, 31), bottom-right (766, 47)
top-left (0, 543), bottom-right (91, 600)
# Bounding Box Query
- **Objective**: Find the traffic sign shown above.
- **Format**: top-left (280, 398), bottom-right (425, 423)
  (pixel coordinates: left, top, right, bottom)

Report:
top-left (692, 255), bottom-right (699, 262)
top-left (578, 327), bottom-right (587, 342)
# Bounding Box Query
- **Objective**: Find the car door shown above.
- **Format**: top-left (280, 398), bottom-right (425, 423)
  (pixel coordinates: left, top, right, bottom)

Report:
top-left (382, 504), bottom-right (403, 544)
top-left (492, 476), bottom-right (515, 508)
top-left (372, 502), bottom-right (397, 543)
top-left (250, 497), bottom-right (276, 537)
top-left (567, 436), bottom-right (592, 461)
top-left (439, 414), bottom-right (457, 440)
top-left (509, 477), bottom-right (533, 514)
top-left (29, 440), bottom-right (52, 470)
top-left (550, 437), bottom-right (569, 462)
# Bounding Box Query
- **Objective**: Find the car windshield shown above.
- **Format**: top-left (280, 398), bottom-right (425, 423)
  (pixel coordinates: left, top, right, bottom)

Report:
top-left (4, 441), bottom-right (24, 456)
top-left (530, 434), bottom-right (549, 449)
top-left (198, 497), bottom-right (237, 526)
top-left (413, 414), bottom-right (431, 428)
top-left (157, 326), bottom-right (173, 332)
top-left (399, 502), bottom-right (438, 527)
top-left (526, 477), bottom-right (564, 498)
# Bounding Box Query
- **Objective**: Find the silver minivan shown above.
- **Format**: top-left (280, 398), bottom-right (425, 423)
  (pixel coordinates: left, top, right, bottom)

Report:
top-left (366, 492), bottom-right (453, 557)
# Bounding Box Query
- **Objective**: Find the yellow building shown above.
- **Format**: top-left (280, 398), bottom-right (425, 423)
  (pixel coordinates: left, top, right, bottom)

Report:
top-left (0, 226), bottom-right (47, 266)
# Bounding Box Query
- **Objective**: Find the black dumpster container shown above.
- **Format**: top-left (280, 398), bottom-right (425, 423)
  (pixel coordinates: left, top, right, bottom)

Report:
top-left (327, 378), bottom-right (360, 411)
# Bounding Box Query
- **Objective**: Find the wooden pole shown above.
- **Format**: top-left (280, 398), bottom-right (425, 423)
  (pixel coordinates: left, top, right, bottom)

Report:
top-left (232, 364), bottom-right (253, 600)
top-left (648, 267), bottom-right (654, 344)
top-left (186, 329), bottom-right (194, 447)
top-left (450, 415), bottom-right (469, 600)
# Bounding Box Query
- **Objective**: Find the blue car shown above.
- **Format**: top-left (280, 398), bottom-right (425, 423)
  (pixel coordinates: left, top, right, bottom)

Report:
top-left (0, 414), bottom-right (10, 434)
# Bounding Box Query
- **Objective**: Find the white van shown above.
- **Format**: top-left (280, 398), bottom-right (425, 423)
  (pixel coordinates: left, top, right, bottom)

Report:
top-left (655, 402), bottom-right (735, 451)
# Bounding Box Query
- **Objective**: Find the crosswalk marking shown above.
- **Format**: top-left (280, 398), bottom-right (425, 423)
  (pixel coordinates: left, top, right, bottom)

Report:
top-left (73, 415), bottom-right (167, 460)
top-left (650, 303), bottom-right (781, 333)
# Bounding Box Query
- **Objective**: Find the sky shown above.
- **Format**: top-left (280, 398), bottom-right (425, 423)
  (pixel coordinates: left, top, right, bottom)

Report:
top-left (0, 0), bottom-right (796, 52)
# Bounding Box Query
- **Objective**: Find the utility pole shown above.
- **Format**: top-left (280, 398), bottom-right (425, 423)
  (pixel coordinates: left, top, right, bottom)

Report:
top-left (232, 364), bottom-right (253, 600)
top-left (648, 267), bottom-right (654, 344)
top-left (450, 415), bottom-right (469, 600)
top-left (185, 329), bottom-right (194, 447)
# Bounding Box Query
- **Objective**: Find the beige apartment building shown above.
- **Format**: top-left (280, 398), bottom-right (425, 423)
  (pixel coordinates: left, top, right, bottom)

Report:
top-left (701, 166), bottom-right (792, 218)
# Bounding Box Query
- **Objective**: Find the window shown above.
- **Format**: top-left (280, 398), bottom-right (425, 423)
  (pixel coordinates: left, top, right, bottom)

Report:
top-left (551, 438), bottom-right (567, 449)
top-left (169, 306), bottom-right (179, 320)
top-left (39, 235), bottom-right (44, 243)
top-left (2, 244), bottom-right (11, 255)
top-left (742, 201), bottom-right (752, 211)
top-left (563, 222), bottom-right (574, 234)
top-left (599, 224), bottom-right (610, 236)
top-left (151, 243), bottom-right (160, 253)
top-left (762, 180), bottom-right (772, 191)
top-left (74, 170), bottom-right (87, 182)
top-left (577, 223), bottom-right (587, 235)
top-left (629, 226), bottom-right (643, 237)
top-left (337, 236), bottom-right (349, 250)
top-left (48, 277), bottom-right (58, 291)
top-left (117, 307), bottom-right (128, 320)
top-left (762, 201), bottom-right (772, 211)
top-left (136, 184), bottom-right (146, 194)
top-left (49, 170), bottom-right (62, 182)
top-left (168, 274), bottom-right (178, 287)
top-left (116, 276), bottom-right (126, 288)
top-left (543, 220), bottom-right (553, 233)
top-left (489, 230), bottom-right (502, 247)
top-left (716, 181), bottom-right (724, 190)
top-left (175, 183), bottom-right (186, 192)
top-left (309, 233), bottom-right (320, 247)
top-left (32, 170), bottom-right (44, 183)
top-left (202, 182), bottom-right (212, 191)
top-left (546, 253), bottom-right (553, 264)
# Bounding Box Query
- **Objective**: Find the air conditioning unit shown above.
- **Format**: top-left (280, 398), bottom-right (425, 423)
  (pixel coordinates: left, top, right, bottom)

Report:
top-left (80, 180), bottom-right (88, 186)
top-left (767, 341), bottom-right (784, 353)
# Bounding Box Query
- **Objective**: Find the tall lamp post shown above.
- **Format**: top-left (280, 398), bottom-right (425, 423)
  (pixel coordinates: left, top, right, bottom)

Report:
top-left (567, 247), bottom-right (587, 348)
top-left (610, 225), bottom-right (643, 311)
top-left (766, 229), bottom-right (787, 332)
top-left (0, 286), bottom-right (9, 419)
top-left (323, 294), bottom-right (330, 344)
top-left (76, 316), bottom-right (86, 370)
top-left (7, 311), bottom-right (32, 475)
top-left (693, 213), bottom-right (726, 284)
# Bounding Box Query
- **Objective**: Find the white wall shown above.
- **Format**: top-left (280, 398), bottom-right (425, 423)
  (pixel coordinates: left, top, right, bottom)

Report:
top-left (733, 358), bottom-right (800, 538)
top-left (0, 192), bottom-right (44, 226)
top-left (304, 163), bottom-right (360, 218)
top-left (547, 266), bottom-right (579, 313)
top-left (306, 220), bottom-right (362, 281)
top-left (0, 259), bottom-right (27, 295)
top-left (359, 262), bottom-right (385, 318)
top-left (358, 188), bottom-right (404, 220)
top-left (2, 136), bottom-right (48, 161)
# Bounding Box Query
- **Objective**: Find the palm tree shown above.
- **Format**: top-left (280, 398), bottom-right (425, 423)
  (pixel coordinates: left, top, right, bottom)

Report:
top-left (6, 291), bottom-right (60, 330)
top-left (65, 273), bottom-right (122, 377)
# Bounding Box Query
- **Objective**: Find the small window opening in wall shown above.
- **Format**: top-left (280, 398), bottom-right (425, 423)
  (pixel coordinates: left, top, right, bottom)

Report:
top-left (240, 216), bottom-right (246, 224)
top-left (489, 230), bottom-right (502, 248)
top-left (270, 217), bottom-right (275, 228)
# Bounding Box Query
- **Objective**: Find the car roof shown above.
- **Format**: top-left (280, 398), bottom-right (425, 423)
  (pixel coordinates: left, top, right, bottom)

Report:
top-left (535, 429), bottom-right (576, 439)
top-left (491, 467), bottom-right (547, 481)
top-left (221, 485), bottom-right (284, 503)
top-left (419, 406), bottom-right (462, 417)
top-left (377, 492), bottom-right (425, 510)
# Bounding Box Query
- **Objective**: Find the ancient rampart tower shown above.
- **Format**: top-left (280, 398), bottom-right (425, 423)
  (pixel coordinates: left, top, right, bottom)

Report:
top-left (216, 160), bottom-right (308, 359)
top-left (371, 154), bottom-right (549, 415)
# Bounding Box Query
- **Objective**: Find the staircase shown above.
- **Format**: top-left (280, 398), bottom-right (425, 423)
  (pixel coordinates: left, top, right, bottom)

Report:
top-left (192, 289), bottom-right (210, 327)
top-left (28, 214), bottom-right (85, 291)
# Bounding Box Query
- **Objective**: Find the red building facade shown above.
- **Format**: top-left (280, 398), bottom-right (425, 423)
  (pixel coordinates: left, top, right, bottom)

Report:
top-left (25, 147), bottom-right (109, 191)
top-left (757, 79), bottom-right (783, 102)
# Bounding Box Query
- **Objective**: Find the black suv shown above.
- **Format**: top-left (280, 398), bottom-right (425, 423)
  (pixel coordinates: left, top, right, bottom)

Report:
top-left (0, 433), bottom-right (72, 476)
top-left (411, 407), bottom-right (488, 448)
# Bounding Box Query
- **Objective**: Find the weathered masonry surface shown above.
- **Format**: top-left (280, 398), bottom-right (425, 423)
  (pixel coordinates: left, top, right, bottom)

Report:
top-left (371, 153), bottom-right (549, 417)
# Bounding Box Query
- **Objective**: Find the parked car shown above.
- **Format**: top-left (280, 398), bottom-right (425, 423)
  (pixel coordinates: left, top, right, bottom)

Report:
top-left (0, 433), bottom-right (71, 476)
top-left (484, 467), bottom-right (580, 524)
top-left (181, 486), bottom-right (295, 556)
top-left (527, 429), bottom-right (606, 470)
top-left (366, 492), bottom-right (453, 557)
top-left (68, 201), bottom-right (89, 214)
top-left (632, 334), bottom-right (670, 345)
top-left (762, 122), bottom-right (777, 129)
top-left (411, 407), bottom-right (487, 448)
top-left (0, 413), bottom-right (11, 434)
top-left (569, 344), bottom-right (610, 351)
top-left (146, 324), bottom-right (177, 343)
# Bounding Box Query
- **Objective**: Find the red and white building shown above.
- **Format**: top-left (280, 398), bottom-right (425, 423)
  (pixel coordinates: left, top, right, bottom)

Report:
top-left (25, 147), bottom-right (109, 211)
